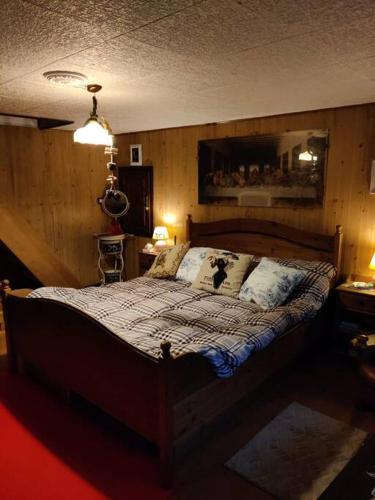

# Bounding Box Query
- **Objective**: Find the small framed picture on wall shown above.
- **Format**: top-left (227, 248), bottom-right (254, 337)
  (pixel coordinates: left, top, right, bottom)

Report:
top-left (130, 144), bottom-right (142, 166)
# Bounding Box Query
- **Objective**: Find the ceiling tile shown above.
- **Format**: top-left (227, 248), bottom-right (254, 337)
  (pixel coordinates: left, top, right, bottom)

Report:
top-left (191, 64), bottom-right (375, 117)
top-left (313, 16), bottom-right (375, 63)
top-left (0, 95), bottom-right (41, 114)
top-left (0, 0), bottom-right (105, 84)
top-left (0, 78), bottom-right (83, 102)
top-left (1, 0), bottom-right (375, 132)
top-left (20, 63), bottom-right (127, 97)
top-left (126, 0), bottom-right (283, 57)
top-left (24, 0), bottom-right (201, 37)
top-left (240, 0), bottom-right (375, 31)
top-left (345, 56), bottom-right (375, 82)
top-left (64, 36), bottom-right (174, 81)
top-left (306, 0), bottom-right (375, 25)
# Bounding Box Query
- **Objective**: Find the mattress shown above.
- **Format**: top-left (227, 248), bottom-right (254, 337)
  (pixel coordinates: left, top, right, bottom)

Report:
top-left (29, 259), bottom-right (335, 378)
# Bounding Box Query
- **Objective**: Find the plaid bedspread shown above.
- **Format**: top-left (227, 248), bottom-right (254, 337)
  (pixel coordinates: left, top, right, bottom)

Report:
top-left (29, 259), bottom-right (335, 378)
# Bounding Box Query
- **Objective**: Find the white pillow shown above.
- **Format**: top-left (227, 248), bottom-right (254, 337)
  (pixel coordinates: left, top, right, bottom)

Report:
top-left (239, 257), bottom-right (305, 310)
top-left (176, 247), bottom-right (225, 283)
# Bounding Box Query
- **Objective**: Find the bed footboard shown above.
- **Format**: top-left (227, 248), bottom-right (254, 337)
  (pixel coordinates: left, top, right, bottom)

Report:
top-left (4, 292), bottom-right (177, 485)
top-left (3, 289), bottom-right (324, 489)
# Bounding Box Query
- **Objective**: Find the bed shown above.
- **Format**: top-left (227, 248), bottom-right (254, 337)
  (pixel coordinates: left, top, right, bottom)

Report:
top-left (3, 216), bottom-right (343, 487)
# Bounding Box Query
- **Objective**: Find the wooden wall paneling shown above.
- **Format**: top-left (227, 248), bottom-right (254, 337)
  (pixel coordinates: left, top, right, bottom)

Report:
top-left (0, 126), bottom-right (109, 286)
top-left (2, 104), bottom-right (375, 286)
top-left (358, 105), bottom-right (375, 274)
top-left (324, 106), bottom-right (369, 275)
top-left (117, 103), bottom-right (375, 279)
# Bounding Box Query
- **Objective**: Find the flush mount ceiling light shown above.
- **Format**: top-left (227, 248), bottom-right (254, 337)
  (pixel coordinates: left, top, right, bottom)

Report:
top-left (43, 70), bottom-right (88, 88)
top-left (73, 84), bottom-right (113, 146)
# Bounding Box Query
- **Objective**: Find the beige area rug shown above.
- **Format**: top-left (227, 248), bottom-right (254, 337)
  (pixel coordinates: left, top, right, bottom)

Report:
top-left (226, 402), bottom-right (367, 500)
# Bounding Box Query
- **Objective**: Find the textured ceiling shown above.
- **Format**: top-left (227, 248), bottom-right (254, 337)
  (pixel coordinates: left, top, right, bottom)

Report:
top-left (1, 0), bottom-right (375, 133)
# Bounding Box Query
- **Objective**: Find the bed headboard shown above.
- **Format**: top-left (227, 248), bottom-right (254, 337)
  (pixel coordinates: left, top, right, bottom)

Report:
top-left (186, 215), bottom-right (343, 275)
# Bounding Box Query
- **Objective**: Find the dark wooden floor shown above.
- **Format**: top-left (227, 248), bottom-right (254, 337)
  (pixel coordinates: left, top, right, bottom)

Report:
top-left (0, 336), bottom-right (373, 499)
top-left (172, 351), bottom-right (375, 500)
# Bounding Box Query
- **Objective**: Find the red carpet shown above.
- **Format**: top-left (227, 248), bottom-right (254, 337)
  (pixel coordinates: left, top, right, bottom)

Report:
top-left (0, 366), bottom-right (171, 500)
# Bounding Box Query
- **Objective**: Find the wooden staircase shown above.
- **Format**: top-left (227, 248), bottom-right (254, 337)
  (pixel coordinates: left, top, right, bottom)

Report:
top-left (0, 203), bottom-right (80, 288)
top-left (0, 205), bottom-right (81, 358)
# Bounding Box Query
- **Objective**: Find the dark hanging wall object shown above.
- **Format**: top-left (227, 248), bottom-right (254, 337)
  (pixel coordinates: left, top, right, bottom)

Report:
top-left (100, 146), bottom-right (130, 221)
top-left (118, 166), bottom-right (153, 237)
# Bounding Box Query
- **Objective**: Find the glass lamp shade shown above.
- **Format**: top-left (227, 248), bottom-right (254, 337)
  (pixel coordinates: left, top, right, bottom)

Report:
top-left (74, 118), bottom-right (113, 146)
top-left (369, 252), bottom-right (375, 271)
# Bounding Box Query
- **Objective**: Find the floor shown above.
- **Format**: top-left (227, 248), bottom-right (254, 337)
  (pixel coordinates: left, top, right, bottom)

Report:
top-left (0, 336), bottom-right (374, 499)
top-left (173, 351), bottom-right (375, 500)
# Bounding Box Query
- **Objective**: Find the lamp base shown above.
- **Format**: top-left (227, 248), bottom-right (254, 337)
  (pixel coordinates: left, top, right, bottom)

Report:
top-left (154, 240), bottom-right (167, 251)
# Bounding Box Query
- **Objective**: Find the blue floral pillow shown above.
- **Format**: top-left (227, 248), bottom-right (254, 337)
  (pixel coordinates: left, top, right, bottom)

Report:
top-left (239, 257), bottom-right (305, 310)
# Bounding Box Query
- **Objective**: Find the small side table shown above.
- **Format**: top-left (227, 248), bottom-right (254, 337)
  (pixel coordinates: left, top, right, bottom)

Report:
top-left (334, 283), bottom-right (375, 349)
top-left (138, 251), bottom-right (157, 275)
top-left (94, 233), bottom-right (133, 284)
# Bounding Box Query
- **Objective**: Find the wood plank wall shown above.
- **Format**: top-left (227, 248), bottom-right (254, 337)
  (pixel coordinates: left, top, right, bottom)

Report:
top-left (1, 103), bottom-right (374, 285)
top-left (117, 103), bottom-right (375, 279)
top-left (0, 125), bottom-right (110, 286)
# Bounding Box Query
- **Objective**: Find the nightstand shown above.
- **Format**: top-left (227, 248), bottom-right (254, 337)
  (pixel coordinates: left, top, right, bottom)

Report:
top-left (334, 283), bottom-right (375, 349)
top-left (138, 251), bottom-right (157, 275)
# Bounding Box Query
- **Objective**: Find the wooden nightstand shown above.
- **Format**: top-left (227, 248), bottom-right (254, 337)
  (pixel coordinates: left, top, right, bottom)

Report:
top-left (138, 251), bottom-right (157, 275)
top-left (334, 283), bottom-right (375, 349)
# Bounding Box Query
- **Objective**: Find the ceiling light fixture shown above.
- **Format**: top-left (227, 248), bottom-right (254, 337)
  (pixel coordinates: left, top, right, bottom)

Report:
top-left (298, 150), bottom-right (318, 162)
top-left (43, 70), bottom-right (88, 88)
top-left (73, 84), bottom-right (113, 146)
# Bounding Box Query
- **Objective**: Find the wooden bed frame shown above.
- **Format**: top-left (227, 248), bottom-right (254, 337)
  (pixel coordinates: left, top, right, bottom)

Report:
top-left (3, 216), bottom-right (343, 487)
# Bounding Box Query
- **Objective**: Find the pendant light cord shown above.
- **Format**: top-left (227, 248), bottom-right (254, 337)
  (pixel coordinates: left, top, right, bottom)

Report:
top-left (91, 95), bottom-right (98, 118)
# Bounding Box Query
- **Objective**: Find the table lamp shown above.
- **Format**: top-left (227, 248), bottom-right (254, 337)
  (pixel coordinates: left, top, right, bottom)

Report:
top-left (369, 252), bottom-right (375, 279)
top-left (152, 226), bottom-right (169, 250)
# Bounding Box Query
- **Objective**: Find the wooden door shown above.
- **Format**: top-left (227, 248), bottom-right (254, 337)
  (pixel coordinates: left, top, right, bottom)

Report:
top-left (118, 166), bottom-right (153, 237)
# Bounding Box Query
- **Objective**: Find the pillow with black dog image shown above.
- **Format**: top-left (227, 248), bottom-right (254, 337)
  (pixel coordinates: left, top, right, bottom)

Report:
top-left (145, 242), bottom-right (190, 279)
top-left (192, 251), bottom-right (253, 298)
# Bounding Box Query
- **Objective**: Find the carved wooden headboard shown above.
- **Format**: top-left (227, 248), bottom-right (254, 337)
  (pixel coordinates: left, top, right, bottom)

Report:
top-left (186, 215), bottom-right (343, 277)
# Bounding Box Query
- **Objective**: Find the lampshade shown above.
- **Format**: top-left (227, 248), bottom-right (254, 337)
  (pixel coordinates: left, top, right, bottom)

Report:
top-left (152, 226), bottom-right (169, 240)
top-left (298, 150), bottom-right (318, 162)
top-left (74, 118), bottom-right (113, 146)
top-left (369, 252), bottom-right (375, 271)
top-left (74, 85), bottom-right (114, 146)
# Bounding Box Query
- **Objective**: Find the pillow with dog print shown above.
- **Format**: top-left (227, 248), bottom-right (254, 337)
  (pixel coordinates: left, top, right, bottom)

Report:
top-left (176, 246), bottom-right (227, 283)
top-left (192, 251), bottom-right (253, 298)
top-left (145, 242), bottom-right (190, 278)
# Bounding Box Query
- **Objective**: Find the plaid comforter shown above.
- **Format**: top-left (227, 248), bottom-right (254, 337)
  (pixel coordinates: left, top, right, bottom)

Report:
top-left (29, 259), bottom-right (335, 378)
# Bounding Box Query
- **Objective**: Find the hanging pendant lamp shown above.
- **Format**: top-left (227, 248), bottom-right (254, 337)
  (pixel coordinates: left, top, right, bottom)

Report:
top-left (74, 84), bottom-right (113, 146)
